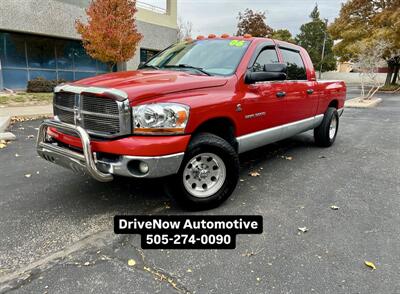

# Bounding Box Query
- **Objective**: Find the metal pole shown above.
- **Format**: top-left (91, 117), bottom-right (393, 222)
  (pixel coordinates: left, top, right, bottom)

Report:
top-left (0, 59), bottom-right (3, 91)
top-left (319, 18), bottom-right (328, 80)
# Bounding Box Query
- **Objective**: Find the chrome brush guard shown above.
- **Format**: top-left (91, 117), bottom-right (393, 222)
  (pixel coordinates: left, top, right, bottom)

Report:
top-left (36, 119), bottom-right (113, 182)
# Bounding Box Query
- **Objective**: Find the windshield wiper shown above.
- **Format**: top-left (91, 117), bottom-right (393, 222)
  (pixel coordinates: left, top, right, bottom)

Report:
top-left (140, 64), bottom-right (160, 70)
top-left (163, 64), bottom-right (212, 76)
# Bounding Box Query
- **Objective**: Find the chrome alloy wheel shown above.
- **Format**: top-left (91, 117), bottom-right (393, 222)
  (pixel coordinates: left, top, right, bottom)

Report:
top-left (183, 153), bottom-right (226, 198)
top-left (329, 115), bottom-right (337, 139)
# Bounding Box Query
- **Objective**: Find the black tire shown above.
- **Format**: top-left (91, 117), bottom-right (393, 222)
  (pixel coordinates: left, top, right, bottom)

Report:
top-left (314, 107), bottom-right (339, 147)
top-left (164, 133), bottom-right (239, 210)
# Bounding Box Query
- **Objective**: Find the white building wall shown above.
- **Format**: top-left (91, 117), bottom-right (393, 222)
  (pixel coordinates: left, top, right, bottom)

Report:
top-left (320, 72), bottom-right (387, 85)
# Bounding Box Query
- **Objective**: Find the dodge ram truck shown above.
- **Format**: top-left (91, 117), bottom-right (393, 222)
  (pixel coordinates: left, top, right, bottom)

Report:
top-left (36, 35), bottom-right (346, 210)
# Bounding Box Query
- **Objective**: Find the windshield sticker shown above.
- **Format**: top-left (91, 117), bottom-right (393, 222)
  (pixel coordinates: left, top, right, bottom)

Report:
top-left (229, 40), bottom-right (246, 47)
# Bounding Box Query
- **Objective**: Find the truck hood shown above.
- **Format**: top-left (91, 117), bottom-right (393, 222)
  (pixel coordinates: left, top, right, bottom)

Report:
top-left (72, 70), bottom-right (229, 102)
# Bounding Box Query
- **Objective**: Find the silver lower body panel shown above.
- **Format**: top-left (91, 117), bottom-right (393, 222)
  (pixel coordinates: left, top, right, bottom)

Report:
top-left (237, 114), bottom-right (324, 154)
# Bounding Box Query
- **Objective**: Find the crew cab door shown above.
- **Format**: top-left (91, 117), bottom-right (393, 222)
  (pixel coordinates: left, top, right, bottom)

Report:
top-left (278, 47), bottom-right (318, 123)
top-left (239, 45), bottom-right (286, 136)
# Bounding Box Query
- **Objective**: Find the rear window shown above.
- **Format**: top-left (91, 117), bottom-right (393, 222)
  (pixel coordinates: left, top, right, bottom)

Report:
top-left (280, 48), bottom-right (307, 80)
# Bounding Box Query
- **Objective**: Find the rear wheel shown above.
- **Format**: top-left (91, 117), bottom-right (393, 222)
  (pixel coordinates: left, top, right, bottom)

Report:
top-left (165, 133), bottom-right (239, 210)
top-left (314, 107), bottom-right (339, 147)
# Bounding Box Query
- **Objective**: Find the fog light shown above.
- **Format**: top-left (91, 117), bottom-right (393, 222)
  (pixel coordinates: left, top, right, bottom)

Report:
top-left (139, 161), bottom-right (149, 174)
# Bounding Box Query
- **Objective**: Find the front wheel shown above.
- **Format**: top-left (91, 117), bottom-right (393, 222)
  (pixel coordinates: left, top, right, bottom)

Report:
top-left (314, 107), bottom-right (339, 147)
top-left (164, 133), bottom-right (239, 210)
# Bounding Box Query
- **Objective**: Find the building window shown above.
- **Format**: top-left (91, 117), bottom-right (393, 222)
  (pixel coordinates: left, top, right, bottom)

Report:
top-left (140, 48), bottom-right (160, 63)
top-left (0, 31), bottom-right (110, 90)
top-left (137, 1), bottom-right (167, 14)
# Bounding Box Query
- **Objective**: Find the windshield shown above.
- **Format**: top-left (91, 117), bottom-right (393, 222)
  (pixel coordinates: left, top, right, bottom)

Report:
top-left (145, 39), bottom-right (251, 76)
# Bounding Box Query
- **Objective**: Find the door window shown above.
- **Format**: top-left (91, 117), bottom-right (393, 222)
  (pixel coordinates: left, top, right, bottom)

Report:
top-left (252, 48), bottom-right (279, 72)
top-left (280, 48), bottom-right (307, 80)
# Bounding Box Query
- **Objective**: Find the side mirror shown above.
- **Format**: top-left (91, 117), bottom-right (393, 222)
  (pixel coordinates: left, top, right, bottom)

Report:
top-left (245, 63), bottom-right (287, 84)
top-left (138, 61), bottom-right (146, 69)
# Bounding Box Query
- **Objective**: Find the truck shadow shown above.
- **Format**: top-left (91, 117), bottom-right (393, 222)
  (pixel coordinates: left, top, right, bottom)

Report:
top-left (49, 132), bottom-right (318, 214)
top-left (239, 132), bottom-right (316, 170)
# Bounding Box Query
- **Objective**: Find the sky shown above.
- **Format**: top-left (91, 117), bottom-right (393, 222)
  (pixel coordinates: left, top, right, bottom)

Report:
top-left (142, 0), bottom-right (348, 37)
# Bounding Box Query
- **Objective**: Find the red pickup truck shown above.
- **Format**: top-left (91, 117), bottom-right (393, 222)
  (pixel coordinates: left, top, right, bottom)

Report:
top-left (37, 36), bottom-right (345, 210)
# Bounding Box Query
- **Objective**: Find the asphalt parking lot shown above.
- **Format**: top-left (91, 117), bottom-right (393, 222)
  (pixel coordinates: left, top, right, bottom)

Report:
top-left (0, 90), bottom-right (399, 293)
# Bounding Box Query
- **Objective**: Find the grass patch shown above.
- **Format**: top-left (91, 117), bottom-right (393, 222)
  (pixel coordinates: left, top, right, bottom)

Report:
top-left (379, 84), bottom-right (400, 92)
top-left (0, 92), bottom-right (53, 106)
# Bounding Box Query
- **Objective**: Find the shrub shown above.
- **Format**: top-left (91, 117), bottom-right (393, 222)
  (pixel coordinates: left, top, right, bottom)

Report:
top-left (27, 77), bottom-right (66, 93)
top-left (379, 84), bottom-right (400, 92)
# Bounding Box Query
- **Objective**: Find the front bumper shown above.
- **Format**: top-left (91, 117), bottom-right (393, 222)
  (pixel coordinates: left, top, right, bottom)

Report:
top-left (36, 120), bottom-right (185, 182)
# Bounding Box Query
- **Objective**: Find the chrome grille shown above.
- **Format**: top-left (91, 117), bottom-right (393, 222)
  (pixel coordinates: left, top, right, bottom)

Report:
top-left (82, 95), bottom-right (119, 116)
top-left (80, 94), bottom-right (120, 135)
top-left (55, 107), bottom-right (74, 124)
top-left (53, 91), bottom-right (131, 138)
top-left (54, 92), bottom-right (75, 108)
top-left (82, 114), bottom-right (120, 134)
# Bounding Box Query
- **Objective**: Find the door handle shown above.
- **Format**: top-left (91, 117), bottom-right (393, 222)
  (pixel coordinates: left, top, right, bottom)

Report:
top-left (276, 91), bottom-right (286, 98)
top-left (307, 89), bottom-right (314, 95)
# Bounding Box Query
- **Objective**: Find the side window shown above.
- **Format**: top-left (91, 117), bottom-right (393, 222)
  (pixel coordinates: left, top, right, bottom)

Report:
top-left (252, 48), bottom-right (279, 72)
top-left (280, 48), bottom-right (307, 80)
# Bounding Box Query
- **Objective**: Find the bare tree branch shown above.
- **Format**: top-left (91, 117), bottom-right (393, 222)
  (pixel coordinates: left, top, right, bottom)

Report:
top-left (353, 39), bottom-right (396, 100)
top-left (177, 18), bottom-right (193, 41)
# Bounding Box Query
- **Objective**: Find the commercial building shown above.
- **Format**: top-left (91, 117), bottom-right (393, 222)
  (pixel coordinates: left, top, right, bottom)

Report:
top-left (0, 0), bottom-right (178, 90)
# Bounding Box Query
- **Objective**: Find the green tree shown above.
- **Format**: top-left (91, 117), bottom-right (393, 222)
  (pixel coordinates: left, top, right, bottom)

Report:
top-left (296, 5), bottom-right (336, 72)
top-left (236, 9), bottom-right (273, 37)
top-left (270, 29), bottom-right (296, 43)
top-left (329, 0), bottom-right (400, 85)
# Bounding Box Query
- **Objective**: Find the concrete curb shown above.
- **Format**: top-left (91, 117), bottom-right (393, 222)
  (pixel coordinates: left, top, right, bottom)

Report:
top-left (0, 104), bottom-right (53, 118)
top-left (0, 116), bottom-right (11, 132)
top-left (345, 97), bottom-right (382, 108)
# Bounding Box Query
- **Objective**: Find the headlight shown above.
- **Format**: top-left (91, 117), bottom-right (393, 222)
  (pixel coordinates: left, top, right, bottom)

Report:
top-left (132, 103), bottom-right (190, 135)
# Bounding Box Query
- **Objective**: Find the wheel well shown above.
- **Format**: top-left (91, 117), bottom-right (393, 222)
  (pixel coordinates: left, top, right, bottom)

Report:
top-left (193, 118), bottom-right (238, 151)
top-left (328, 100), bottom-right (338, 109)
